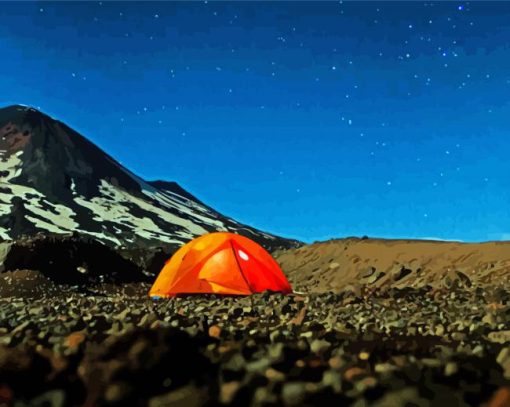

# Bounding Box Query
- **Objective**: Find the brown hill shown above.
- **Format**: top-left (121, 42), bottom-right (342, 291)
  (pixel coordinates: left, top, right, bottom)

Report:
top-left (274, 237), bottom-right (510, 293)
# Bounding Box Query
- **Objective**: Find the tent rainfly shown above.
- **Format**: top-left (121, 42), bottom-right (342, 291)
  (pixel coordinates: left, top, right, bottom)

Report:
top-left (149, 232), bottom-right (292, 297)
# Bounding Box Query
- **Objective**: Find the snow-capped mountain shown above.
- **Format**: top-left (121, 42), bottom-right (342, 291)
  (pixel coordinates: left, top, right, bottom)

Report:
top-left (0, 105), bottom-right (298, 251)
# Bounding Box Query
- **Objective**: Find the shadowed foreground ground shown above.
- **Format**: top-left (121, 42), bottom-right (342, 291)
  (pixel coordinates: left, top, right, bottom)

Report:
top-left (2, 284), bottom-right (510, 406)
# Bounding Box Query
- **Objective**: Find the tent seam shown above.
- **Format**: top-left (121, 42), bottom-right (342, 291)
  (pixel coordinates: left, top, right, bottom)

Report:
top-left (230, 240), bottom-right (254, 293)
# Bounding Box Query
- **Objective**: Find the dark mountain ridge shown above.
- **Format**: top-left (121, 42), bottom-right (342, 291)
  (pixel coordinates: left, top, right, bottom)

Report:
top-left (0, 104), bottom-right (300, 252)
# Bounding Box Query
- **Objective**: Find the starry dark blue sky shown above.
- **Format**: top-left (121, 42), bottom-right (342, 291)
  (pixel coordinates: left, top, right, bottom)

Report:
top-left (1, 1), bottom-right (509, 243)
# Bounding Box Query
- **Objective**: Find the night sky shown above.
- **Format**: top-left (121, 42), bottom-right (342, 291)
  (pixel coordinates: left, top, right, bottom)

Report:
top-left (1, 1), bottom-right (509, 243)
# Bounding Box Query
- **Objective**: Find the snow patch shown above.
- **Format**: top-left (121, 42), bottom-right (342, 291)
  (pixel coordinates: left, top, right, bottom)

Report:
top-left (74, 179), bottom-right (197, 244)
top-left (0, 180), bottom-right (79, 234)
top-left (142, 186), bottom-right (228, 231)
top-left (25, 215), bottom-right (71, 234)
top-left (28, 200), bottom-right (79, 231)
top-left (0, 227), bottom-right (9, 240)
top-left (0, 202), bottom-right (10, 216)
top-left (0, 150), bottom-right (23, 181)
top-left (79, 230), bottom-right (122, 246)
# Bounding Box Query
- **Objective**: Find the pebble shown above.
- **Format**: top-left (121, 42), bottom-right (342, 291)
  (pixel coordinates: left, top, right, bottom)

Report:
top-left (488, 331), bottom-right (510, 344)
top-left (281, 382), bottom-right (306, 406)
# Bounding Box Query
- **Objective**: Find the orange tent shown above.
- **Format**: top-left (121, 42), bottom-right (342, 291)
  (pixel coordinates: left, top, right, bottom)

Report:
top-left (149, 232), bottom-right (292, 297)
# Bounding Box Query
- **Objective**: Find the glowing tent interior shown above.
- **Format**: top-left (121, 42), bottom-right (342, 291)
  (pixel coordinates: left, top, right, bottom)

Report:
top-left (149, 232), bottom-right (293, 297)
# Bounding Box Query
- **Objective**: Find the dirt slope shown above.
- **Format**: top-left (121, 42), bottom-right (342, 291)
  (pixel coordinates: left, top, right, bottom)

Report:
top-left (274, 238), bottom-right (510, 293)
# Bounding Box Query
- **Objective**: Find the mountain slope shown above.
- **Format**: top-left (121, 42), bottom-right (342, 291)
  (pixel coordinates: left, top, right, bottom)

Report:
top-left (0, 105), bottom-right (299, 251)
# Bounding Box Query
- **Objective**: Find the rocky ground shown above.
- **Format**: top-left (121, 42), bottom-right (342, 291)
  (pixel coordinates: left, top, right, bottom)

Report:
top-left (2, 284), bottom-right (510, 406)
top-left (3, 236), bottom-right (510, 406)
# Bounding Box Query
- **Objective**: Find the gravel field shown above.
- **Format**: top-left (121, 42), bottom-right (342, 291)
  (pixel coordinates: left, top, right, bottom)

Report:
top-left (2, 284), bottom-right (510, 406)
